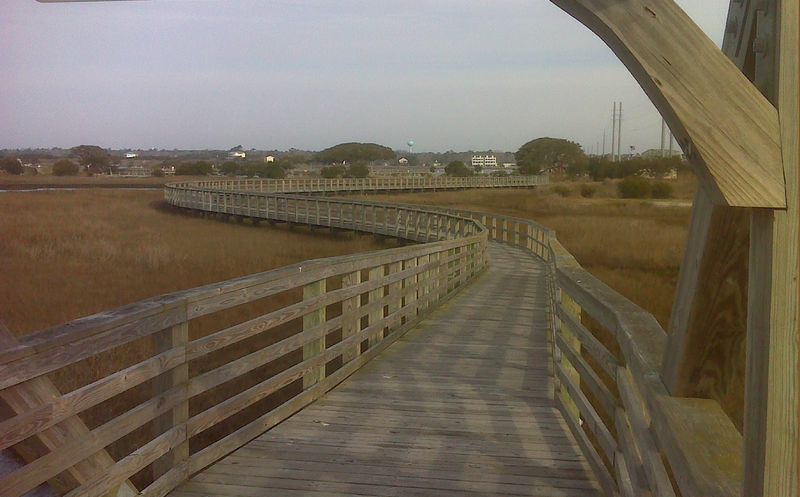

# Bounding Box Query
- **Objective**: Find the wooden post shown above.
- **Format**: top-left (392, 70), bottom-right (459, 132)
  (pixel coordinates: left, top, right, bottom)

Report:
top-left (403, 257), bottom-right (418, 324)
top-left (742, 2), bottom-right (799, 494)
top-left (152, 321), bottom-right (189, 481)
top-left (418, 254), bottom-right (430, 311)
top-left (302, 280), bottom-right (326, 389)
top-left (560, 293), bottom-right (582, 422)
top-left (367, 266), bottom-right (384, 348)
top-left (341, 271), bottom-right (362, 364)
top-left (386, 262), bottom-right (402, 335)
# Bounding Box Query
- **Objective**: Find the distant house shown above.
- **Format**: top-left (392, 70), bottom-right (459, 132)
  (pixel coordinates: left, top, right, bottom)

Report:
top-left (398, 158), bottom-right (409, 165)
top-left (112, 165), bottom-right (150, 178)
top-left (227, 151), bottom-right (247, 160)
top-left (471, 155), bottom-right (497, 168)
top-left (125, 153), bottom-right (138, 159)
top-left (640, 149), bottom-right (684, 160)
top-left (264, 155), bottom-right (275, 163)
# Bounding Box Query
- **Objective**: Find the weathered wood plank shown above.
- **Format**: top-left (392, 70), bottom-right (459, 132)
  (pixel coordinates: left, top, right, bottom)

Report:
top-left (650, 396), bottom-right (742, 497)
top-left (302, 280), bottom-right (327, 389)
top-left (742, 3), bottom-right (799, 496)
top-left (556, 302), bottom-right (618, 379)
top-left (555, 333), bottom-right (617, 418)
top-left (153, 322), bottom-right (189, 480)
top-left (556, 363), bottom-right (617, 463)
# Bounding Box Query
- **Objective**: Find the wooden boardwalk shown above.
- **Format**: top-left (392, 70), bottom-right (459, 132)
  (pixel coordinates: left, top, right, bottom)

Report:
top-left (170, 243), bottom-right (601, 497)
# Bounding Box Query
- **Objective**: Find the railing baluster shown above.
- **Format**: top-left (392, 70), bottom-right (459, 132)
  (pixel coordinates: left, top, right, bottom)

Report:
top-left (341, 271), bottom-right (362, 364)
top-left (152, 321), bottom-right (189, 481)
top-left (302, 279), bottom-right (327, 389)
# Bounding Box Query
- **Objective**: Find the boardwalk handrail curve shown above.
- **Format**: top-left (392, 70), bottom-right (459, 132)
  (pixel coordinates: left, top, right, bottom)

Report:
top-left (0, 176), bottom-right (739, 497)
top-left (0, 177), bottom-right (529, 497)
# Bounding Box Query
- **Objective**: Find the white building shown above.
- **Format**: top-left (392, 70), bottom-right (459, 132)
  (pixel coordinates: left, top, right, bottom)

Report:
top-left (264, 155), bottom-right (275, 163)
top-left (471, 155), bottom-right (497, 168)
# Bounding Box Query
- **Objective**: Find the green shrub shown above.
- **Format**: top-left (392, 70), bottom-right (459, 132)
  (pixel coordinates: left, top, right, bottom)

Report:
top-left (580, 184), bottom-right (596, 198)
top-left (553, 185), bottom-right (571, 198)
top-left (618, 176), bottom-right (651, 199)
top-left (651, 180), bottom-right (674, 199)
top-left (52, 159), bottom-right (80, 176)
top-left (320, 165), bottom-right (346, 178)
top-left (345, 163), bottom-right (370, 178)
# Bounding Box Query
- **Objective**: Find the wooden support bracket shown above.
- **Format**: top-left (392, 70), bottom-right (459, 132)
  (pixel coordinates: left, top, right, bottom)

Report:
top-left (550, 0), bottom-right (785, 208)
top-left (0, 324), bottom-right (138, 497)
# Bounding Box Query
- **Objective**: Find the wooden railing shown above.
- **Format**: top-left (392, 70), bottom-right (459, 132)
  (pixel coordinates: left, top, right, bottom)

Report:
top-left (170, 175), bottom-right (547, 195)
top-left (0, 185), bottom-right (491, 497)
top-left (412, 204), bottom-right (743, 497)
top-left (1, 176), bottom-right (742, 497)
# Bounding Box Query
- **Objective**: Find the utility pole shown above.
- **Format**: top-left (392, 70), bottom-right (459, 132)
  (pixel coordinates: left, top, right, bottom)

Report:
top-left (602, 130), bottom-right (606, 158)
top-left (617, 102), bottom-right (623, 161)
top-left (668, 129), bottom-right (674, 157)
top-left (661, 118), bottom-right (667, 157)
top-left (611, 102), bottom-right (617, 162)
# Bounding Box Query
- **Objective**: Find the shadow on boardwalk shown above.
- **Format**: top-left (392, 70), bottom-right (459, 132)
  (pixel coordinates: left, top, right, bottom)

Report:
top-left (171, 243), bottom-right (602, 497)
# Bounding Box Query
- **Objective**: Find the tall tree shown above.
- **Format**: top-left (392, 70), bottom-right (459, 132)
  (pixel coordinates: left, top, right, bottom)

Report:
top-left (52, 159), bottom-right (80, 176)
top-left (70, 145), bottom-right (112, 174)
top-left (316, 142), bottom-right (396, 164)
top-left (514, 137), bottom-right (587, 175)
top-left (0, 157), bottom-right (23, 175)
top-left (444, 160), bottom-right (471, 177)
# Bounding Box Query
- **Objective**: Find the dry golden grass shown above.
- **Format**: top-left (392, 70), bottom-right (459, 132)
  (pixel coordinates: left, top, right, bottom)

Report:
top-left (0, 174), bottom-right (176, 189)
top-left (370, 183), bottom-right (694, 329)
top-left (0, 189), bottom-right (380, 336)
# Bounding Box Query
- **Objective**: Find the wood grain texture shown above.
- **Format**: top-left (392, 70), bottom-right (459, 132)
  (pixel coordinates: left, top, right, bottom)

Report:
top-left (616, 367), bottom-right (677, 497)
top-left (302, 280), bottom-right (327, 389)
top-left (556, 303), bottom-right (618, 379)
top-left (152, 322), bottom-right (189, 481)
top-left (650, 396), bottom-right (742, 497)
top-left (340, 270), bottom-right (362, 364)
top-left (549, 0), bottom-right (784, 208)
top-left (742, 2), bottom-right (799, 495)
top-left (661, 190), bottom-right (749, 430)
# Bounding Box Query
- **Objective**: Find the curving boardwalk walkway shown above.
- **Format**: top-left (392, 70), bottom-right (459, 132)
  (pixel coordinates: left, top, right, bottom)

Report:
top-left (170, 243), bottom-right (601, 497)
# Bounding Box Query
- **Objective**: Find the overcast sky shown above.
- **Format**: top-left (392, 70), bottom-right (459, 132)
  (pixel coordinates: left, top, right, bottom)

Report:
top-left (1, 0), bottom-right (729, 154)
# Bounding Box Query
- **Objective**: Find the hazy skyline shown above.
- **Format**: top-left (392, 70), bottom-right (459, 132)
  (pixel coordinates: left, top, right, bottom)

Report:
top-left (1, 0), bottom-right (729, 154)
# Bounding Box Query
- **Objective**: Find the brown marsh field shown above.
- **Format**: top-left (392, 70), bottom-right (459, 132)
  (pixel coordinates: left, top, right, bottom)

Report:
top-left (0, 189), bottom-right (381, 336)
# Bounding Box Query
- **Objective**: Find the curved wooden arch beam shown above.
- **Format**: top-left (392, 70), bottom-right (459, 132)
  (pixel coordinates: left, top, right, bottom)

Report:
top-left (549, 0), bottom-right (785, 208)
